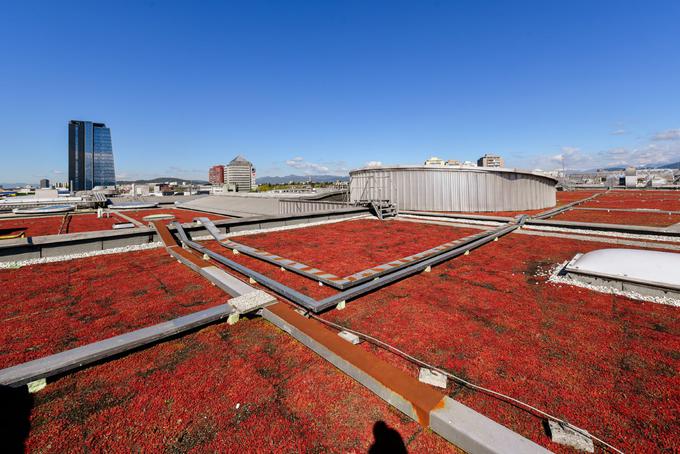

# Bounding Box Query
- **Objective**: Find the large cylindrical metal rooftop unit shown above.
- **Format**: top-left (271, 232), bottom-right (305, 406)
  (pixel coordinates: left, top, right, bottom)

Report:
top-left (350, 166), bottom-right (557, 212)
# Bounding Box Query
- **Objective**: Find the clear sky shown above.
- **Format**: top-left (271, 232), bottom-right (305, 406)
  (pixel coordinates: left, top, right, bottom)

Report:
top-left (1, 0), bottom-right (679, 183)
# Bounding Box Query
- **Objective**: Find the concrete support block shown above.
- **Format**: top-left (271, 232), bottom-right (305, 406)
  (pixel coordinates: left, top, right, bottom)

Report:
top-left (27, 378), bottom-right (47, 393)
top-left (200, 266), bottom-right (256, 297)
top-left (293, 308), bottom-right (309, 318)
top-left (336, 300), bottom-right (346, 310)
top-left (418, 368), bottom-right (447, 388)
top-left (228, 290), bottom-right (276, 314)
top-left (548, 421), bottom-right (594, 452)
top-left (227, 313), bottom-right (239, 325)
top-left (338, 330), bottom-right (361, 345)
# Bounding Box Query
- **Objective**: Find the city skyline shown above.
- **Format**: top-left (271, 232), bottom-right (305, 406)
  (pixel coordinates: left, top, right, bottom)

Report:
top-left (1, 1), bottom-right (679, 183)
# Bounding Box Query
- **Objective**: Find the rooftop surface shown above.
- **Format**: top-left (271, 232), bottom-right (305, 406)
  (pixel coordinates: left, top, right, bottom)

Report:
top-left (228, 218), bottom-right (483, 277)
top-left (2, 189), bottom-right (679, 452)
top-left (0, 249), bottom-right (227, 369)
top-left (11, 317), bottom-right (454, 453)
top-left (549, 190), bottom-right (680, 227)
top-left (551, 208), bottom-right (680, 227)
top-left (0, 213), bottom-right (127, 237)
top-left (579, 190), bottom-right (680, 211)
top-left (194, 215), bottom-right (678, 452)
top-left (0, 207), bottom-right (228, 238)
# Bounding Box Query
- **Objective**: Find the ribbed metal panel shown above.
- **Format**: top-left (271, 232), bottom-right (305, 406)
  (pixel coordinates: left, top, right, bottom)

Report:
top-left (278, 199), bottom-right (350, 214)
top-left (349, 167), bottom-right (556, 212)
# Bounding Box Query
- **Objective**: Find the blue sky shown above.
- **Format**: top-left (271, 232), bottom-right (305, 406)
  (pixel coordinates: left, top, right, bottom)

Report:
top-left (1, 0), bottom-right (679, 183)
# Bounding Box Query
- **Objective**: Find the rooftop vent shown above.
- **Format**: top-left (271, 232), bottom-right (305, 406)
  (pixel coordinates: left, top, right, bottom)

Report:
top-left (560, 248), bottom-right (680, 301)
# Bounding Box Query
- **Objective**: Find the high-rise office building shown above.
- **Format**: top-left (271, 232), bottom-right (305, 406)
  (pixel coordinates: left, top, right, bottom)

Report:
top-left (226, 155), bottom-right (256, 191)
top-left (68, 120), bottom-right (116, 191)
top-left (209, 165), bottom-right (225, 184)
top-left (39, 179), bottom-right (50, 189)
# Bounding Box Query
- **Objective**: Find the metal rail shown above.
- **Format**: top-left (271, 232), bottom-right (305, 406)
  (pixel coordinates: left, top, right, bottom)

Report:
top-left (0, 303), bottom-right (236, 387)
top-left (175, 218), bottom-right (523, 313)
top-left (173, 222), bottom-right (319, 309)
top-left (313, 221), bottom-right (522, 311)
top-left (197, 217), bottom-right (490, 290)
top-left (532, 191), bottom-right (606, 220)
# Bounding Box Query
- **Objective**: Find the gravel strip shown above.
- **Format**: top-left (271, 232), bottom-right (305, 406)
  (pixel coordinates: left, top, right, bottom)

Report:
top-left (0, 242), bottom-right (164, 269)
top-left (545, 262), bottom-right (680, 307)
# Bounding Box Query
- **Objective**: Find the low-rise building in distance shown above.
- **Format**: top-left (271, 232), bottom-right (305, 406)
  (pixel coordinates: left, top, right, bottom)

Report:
top-left (424, 157), bottom-right (479, 167)
top-left (424, 156), bottom-right (446, 166)
top-left (209, 156), bottom-right (256, 192)
top-left (477, 154), bottom-right (504, 167)
top-left (209, 165), bottom-right (225, 184)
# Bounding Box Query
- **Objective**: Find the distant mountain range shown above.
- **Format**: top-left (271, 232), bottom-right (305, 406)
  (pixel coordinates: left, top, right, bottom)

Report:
top-left (256, 174), bottom-right (349, 184)
top-left (0, 183), bottom-right (31, 188)
top-left (599, 161), bottom-right (680, 171)
top-left (573, 161), bottom-right (680, 173)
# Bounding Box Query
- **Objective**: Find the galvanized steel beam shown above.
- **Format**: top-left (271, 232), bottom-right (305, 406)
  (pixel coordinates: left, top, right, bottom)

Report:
top-left (197, 217), bottom-right (492, 290)
top-left (0, 303), bottom-right (237, 388)
top-left (532, 191), bottom-right (605, 220)
top-left (176, 219), bottom-right (521, 313)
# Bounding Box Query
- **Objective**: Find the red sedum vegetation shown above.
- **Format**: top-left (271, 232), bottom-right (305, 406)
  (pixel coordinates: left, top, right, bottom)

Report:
top-left (0, 209), bottom-right (227, 239)
top-left (5, 206), bottom-right (679, 452)
top-left (0, 216), bottom-right (63, 237)
top-left (552, 208), bottom-right (680, 227)
top-left (17, 317), bottom-right (455, 452)
top-left (65, 213), bottom-right (127, 233)
top-left (0, 249), bottom-right (227, 368)
top-left (318, 232), bottom-right (679, 452)
top-left (555, 190), bottom-right (605, 206)
top-left (0, 213), bottom-right (128, 238)
top-left (199, 219), bottom-right (679, 451)
top-left (232, 218), bottom-right (484, 277)
top-left (580, 190), bottom-right (680, 211)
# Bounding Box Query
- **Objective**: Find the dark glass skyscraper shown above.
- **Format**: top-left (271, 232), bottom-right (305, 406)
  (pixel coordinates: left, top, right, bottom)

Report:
top-left (68, 120), bottom-right (116, 190)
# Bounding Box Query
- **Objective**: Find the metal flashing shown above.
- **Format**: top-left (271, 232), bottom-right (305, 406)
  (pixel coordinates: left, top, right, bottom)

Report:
top-left (562, 248), bottom-right (680, 299)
